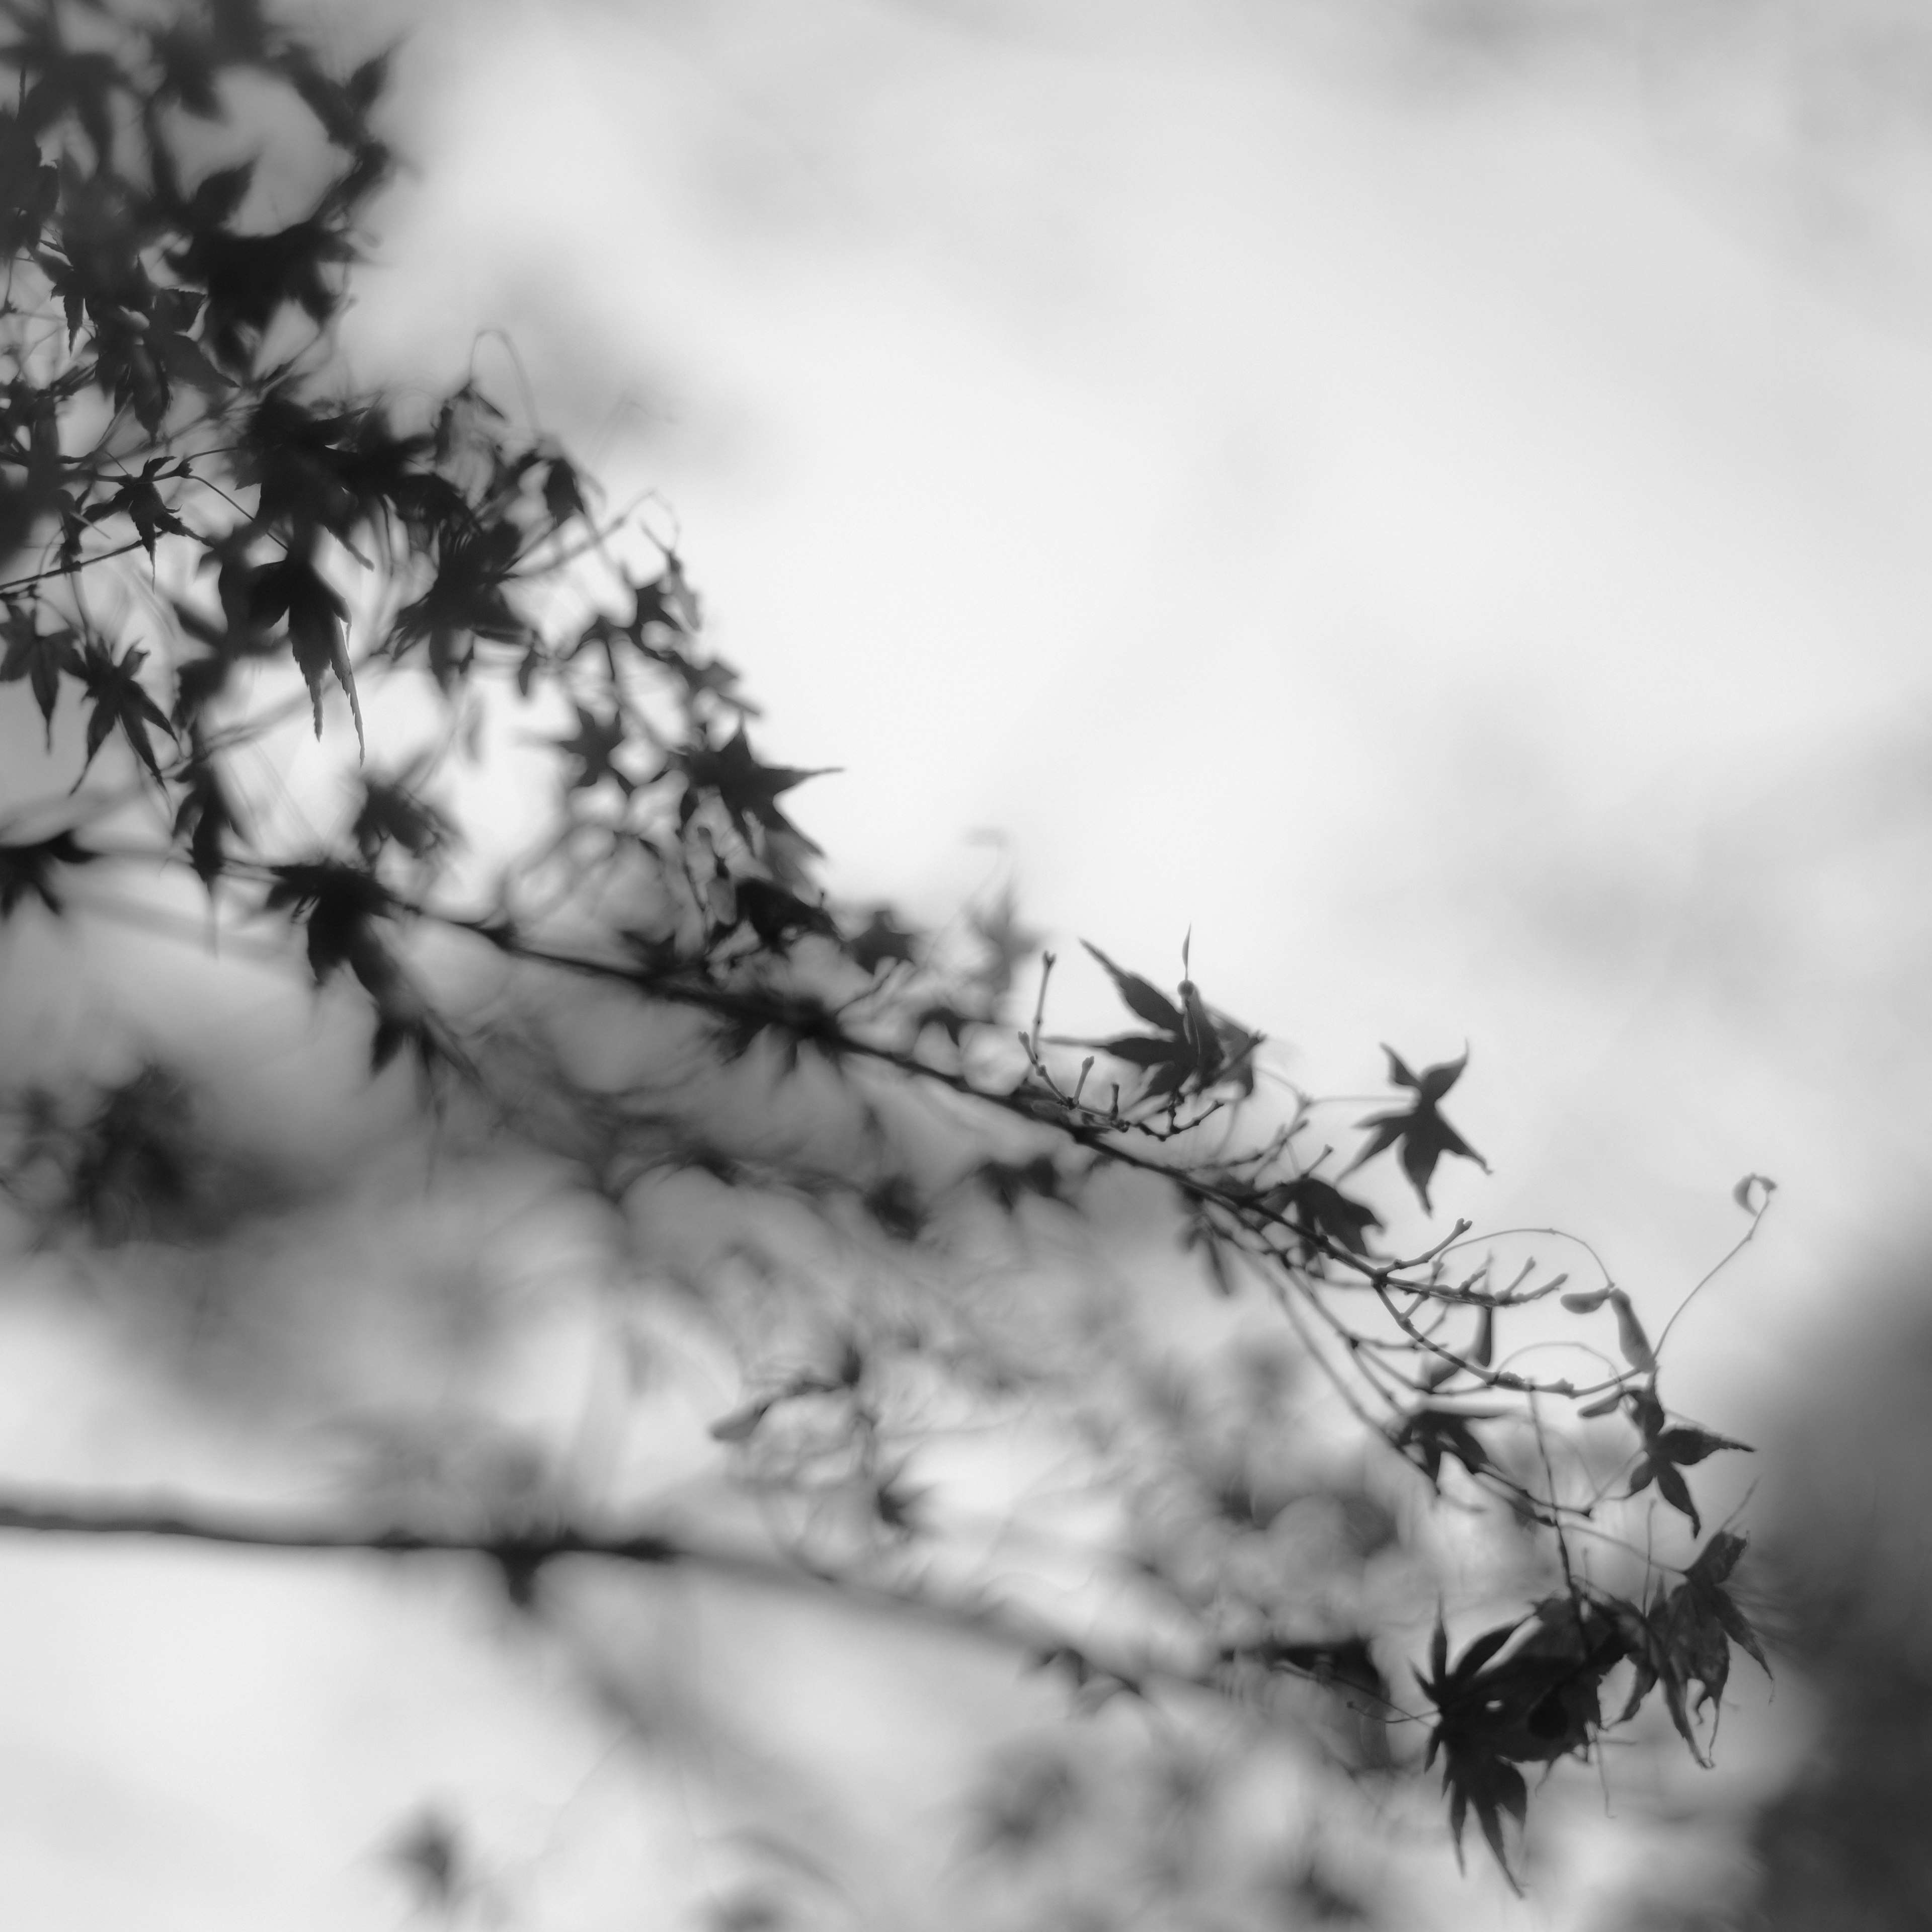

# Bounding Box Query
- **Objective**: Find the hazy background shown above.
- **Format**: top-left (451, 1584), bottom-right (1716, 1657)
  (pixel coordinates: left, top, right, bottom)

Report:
top-left (325, 0), bottom-right (1932, 1430)
top-left (11, 1), bottom-right (1932, 1924)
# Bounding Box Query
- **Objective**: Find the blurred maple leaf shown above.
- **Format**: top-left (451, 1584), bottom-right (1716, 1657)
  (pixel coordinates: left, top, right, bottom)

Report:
top-left (675, 726), bottom-right (833, 853)
top-left (1348, 1047), bottom-right (1488, 1212)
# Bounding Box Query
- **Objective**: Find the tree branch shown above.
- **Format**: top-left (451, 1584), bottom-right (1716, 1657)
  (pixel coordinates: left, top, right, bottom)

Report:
top-left (0, 1486), bottom-right (1398, 1714)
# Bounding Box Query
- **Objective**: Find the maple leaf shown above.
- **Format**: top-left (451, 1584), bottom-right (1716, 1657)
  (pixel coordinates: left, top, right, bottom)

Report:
top-left (247, 553), bottom-right (362, 753)
top-left (674, 726), bottom-right (832, 853)
top-left (626, 556), bottom-right (699, 636)
top-left (392, 517), bottom-right (525, 685)
top-left (1074, 940), bottom-right (1260, 1104)
top-left (174, 213), bottom-right (356, 369)
top-left (1259, 1174), bottom-right (1382, 1259)
top-left (289, 569), bottom-right (361, 754)
top-left (74, 639), bottom-right (174, 785)
top-left (82, 458), bottom-right (191, 556)
top-left (0, 608), bottom-right (79, 744)
top-left (0, 112), bottom-right (57, 253)
top-left (1391, 1404), bottom-right (1501, 1484)
top-left (728, 876), bottom-right (838, 952)
top-left (1415, 1615), bottom-right (1530, 1888)
top-left (651, 642), bottom-right (751, 711)
top-left (845, 907), bottom-right (919, 975)
top-left (1083, 940), bottom-right (1183, 1034)
top-left (1624, 1400), bottom-right (1752, 1535)
top-left (1618, 1533), bottom-right (1769, 1763)
top-left (541, 454), bottom-right (585, 527)
top-left (1416, 1595), bottom-right (1631, 1889)
top-left (0, 831), bottom-right (98, 916)
top-left (352, 772), bottom-right (455, 865)
top-left (171, 757), bottom-right (247, 887)
top-left (264, 861), bottom-right (395, 986)
top-left (553, 704), bottom-right (634, 794)
top-left (1348, 1046), bottom-right (1489, 1212)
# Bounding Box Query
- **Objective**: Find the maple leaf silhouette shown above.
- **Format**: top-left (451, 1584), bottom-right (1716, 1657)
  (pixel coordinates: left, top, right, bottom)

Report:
top-left (729, 876), bottom-right (837, 952)
top-left (172, 758), bottom-right (246, 886)
top-left (553, 705), bottom-right (634, 794)
top-left (0, 831), bottom-right (98, 916)
top-left (75, 639), bottom-right (174, 784)
top-left (82, 458), bottom-right (190, 556)
top-left (1624, 1398), bottom-right (1752, 1536)
top-left (1416, 1595), bottom-right (1630, 1890)
top-left (674, 726), bottom-right (832, 853)
top-left (1347, 1047), bottom-right (1488, 1212)
top-left (1071, 940), bottom-right (1259, 1103)
top-left (846, 907), bottom-right (919, 975)
top-left (1391, 1404), bottom-right (1501, 1484)
top-left (244, 553), bottom-right (361, 753)
top-left (1618, 1533), bottom-right (1769, 1764)
top-left (1258, 1174), bottom-right (1382, 1259)
top-left (0, 611), bottom-right (80, 743)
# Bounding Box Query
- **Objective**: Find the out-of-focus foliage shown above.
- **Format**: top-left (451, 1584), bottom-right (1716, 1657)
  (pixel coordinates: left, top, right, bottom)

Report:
top-left (0, 0), bottom-right (1772, 1913)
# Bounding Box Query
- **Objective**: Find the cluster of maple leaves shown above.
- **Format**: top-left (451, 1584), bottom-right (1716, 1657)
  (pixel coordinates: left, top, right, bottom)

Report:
top-left (0, 0), bottom-right (1769, 1894)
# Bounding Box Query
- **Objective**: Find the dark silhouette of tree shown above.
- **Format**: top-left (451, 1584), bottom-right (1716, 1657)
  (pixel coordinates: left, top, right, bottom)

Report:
top-left (0, 1), bottom-right (1771, 1915)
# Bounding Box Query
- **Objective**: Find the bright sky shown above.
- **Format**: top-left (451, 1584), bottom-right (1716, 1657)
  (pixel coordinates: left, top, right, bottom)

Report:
top-left (10, 2), bottom-right (1932, 1924)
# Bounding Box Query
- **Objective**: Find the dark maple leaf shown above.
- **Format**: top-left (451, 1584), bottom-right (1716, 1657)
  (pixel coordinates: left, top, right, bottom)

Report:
top-left (1260, 1174), bottom-right (1382, 1259)
top-left (246, 552), bottom-right (361, 752)
top-left (553, 704), bottom-right (633, 794)
top-left (1627, 1453), bottom-right (1703, 1533)
top-left (1625, 1401), bottom-right (1751, 1534)
top-left (15, 34), bottom-right (123, 168)
top-left (626, 555), bottom-right (699, 636)
top-left (1075, 940), bottom-right (1259, 1103)
top-left (172, 757), bottom-right (247, 887)
top-left (392, 517), bottom-right (525, 684)
top-left (264, 860), bottom-right (394, 986)
top-left (148, 24), bottom-right (225, 117)
top-left (675, 726), bottom-right (832, 853)
top-left (1391, 1404), bottom-right (1501, 1485)
top-left (0, 111), bottom-right (58, 253)
top-left (236, 390), bottom-right (431, 542)
top-left (74, 639), bottom-right (174, 783)
top-left (82, 458), bottom-right (190, 555)
top-left (540, 454), bottom-right (585, 527)
top-left (1416, 1595), bottom-right (1631, 1888)
top-left (650, 642), bottom-right (750, 711)
top-left (352, 772), bottom-right (454, 866)
top-left (846, 907), bottom-right (919, 974)
top-left (1348, 1046), bottom-right (1489, 1212)
top-left (728, 876), bottom-right (837, 952)
top-left (1619, 1533), bottom-right (1768, 1763)
top-left (174, 214), bottom-right (356, 369)
top-left (1652, 1424), bottom-right (1753, 1467)
top-left (0, 608), bottom-right (79, 743)
top-left (0, 831), bottom-right (98, 916)
top-left (1083, 940), bottom-right (1183, 1033)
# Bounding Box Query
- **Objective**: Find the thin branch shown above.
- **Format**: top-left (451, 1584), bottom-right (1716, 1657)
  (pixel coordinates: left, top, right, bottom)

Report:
top-left (0, 1487), bottom-right (1396, 1712)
